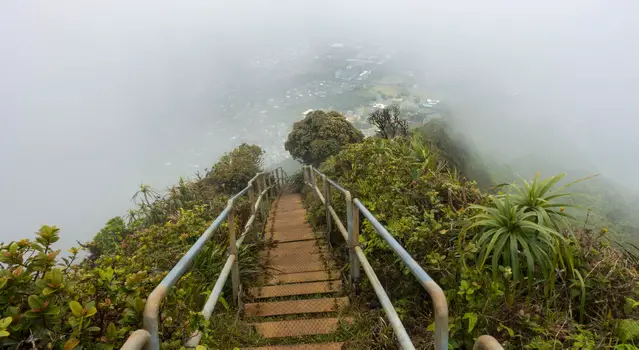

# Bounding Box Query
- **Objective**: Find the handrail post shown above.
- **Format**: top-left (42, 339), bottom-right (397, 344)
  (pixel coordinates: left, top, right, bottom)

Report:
top-left (228, 200), bottom-right (240, 305)
top-left (260, 174), bottom-right (267, 221)
top-left (345, 191), bottom-right (360, 284)
top-left (322, 175), bottom-right (332, 242)
top-left (248, 183), bottom-right (257, 239)
top-left (249, 183), bottom-right (256, 216)
top-left (274, 168), bottom-right (280, 192)
top-left (265, 174), bottom-right (271, 199)
top-left (310, 166), bottom-right (317, 200)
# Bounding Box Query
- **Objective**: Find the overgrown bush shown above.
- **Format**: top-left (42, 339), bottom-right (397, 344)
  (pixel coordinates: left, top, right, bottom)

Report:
top-left (315, 135), bottom-right (639, 348)
top-left (285, 110), bottom-right (364, 167)
top-left (207, 143), bottom-right (264, 194)
top-left (0, 144), bottom-right (266, 348)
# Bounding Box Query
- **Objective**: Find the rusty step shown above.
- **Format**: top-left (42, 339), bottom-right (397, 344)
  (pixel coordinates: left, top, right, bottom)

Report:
top-left (264, 252), bottom-right (323, 265)
top-left (244, 342), bottom-right (344, 350)
top-left (244, 297), bottom-right (349, 317)
top-left (250, 280), bottom-right (341, 299)
top-left (252, 317), bottom-right (353, 338)
top-left (266, 270), bottom-right (341, 285)
top-left (262, 245), bottom-right (327, 259)
top-left (269, 240), bottom-right (328, 253)
top-left (268, 261), bottom-right (336, 274)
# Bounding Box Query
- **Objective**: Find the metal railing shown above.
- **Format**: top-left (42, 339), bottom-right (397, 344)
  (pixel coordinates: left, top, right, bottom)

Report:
top-left (122, 167), bottom-right (286, 350)
top-left (304, 165), bottom-right (503, 350)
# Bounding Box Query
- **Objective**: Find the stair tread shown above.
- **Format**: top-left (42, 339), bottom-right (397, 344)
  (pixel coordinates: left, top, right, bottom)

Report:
top-left (244, 342), bottom-right (344, 350)
top-left (263, 252), bottom-right (323, 266)
top-left (244, 297), bottom-right (349, 317)
top-left (250, 280), bottom-right (341, 298)
top-left (268, 231), bottom-right (316, 242)
top-left (252, 317), bottom-right (353, 338)
top-left (266, 270), bottom-right (341, 285)
top-left (269, 240), bottom-right (327, 252)
top-left (268, 261), bottom-right (336, 274)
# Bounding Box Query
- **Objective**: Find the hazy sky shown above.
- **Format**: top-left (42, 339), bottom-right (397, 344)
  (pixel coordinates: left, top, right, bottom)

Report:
top-left (1, 0), bottom-right (638, 247)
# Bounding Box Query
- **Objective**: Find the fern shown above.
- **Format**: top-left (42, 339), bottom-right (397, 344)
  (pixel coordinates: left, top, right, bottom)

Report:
top-left (618, 319), bottom-right (639, 343)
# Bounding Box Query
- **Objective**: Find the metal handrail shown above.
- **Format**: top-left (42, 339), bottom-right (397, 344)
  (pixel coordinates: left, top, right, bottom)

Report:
top-left (303, 165), bottom-right (445, 350)
top-left (122, 167), bottom-right (286, 350)
top-left (304, 165), bottom-right (504, 350)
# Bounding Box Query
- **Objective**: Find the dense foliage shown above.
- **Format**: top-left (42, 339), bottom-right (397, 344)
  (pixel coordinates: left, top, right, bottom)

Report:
top-left (285, 110), bottom-right (364, 167)
top-left (0, 144), bottom-right (266, 349)
top-left (309, 133), bottom-right (639, 348)
top-left (207, 143), bottom-right (264, 194)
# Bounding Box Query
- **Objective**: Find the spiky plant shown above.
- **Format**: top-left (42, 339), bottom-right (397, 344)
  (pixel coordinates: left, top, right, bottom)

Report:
top-left (467, 196), bottom-right (567, 287)
top-left (507, 173), bottom-right (593, 234)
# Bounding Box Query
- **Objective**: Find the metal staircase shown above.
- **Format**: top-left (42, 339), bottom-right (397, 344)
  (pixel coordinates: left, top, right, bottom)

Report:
top-left (121, 166), bottom-right (503, 350)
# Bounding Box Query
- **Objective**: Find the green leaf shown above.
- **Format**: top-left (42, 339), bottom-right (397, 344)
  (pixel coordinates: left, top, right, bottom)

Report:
top-left (106, 322), bottom-right (117, 338)
top-left (0, 330), bottom-right (9, 337)
top-left (28, 295), bottom-right (44, 310)
top-left (463, 313), bottom-right (478, 333)
top-left (0, 278), bottom-right (7, 290)
top-left (64, 338), bottom-right (80, 350)
top-left (218, 295), bottom-right (229, 311)
top-left (44, 306), bottom-right (60, 316)
top-left (426, 322), bottom-right (435, 331)
top-left (69, 301), bottom-right (83, 317)
top-left (85, 306), bottom-right (97, 317)
top-left (86, 326), bottom-right (101, 332)
top-left (43, 287), bottom-right (56, 296)
top-left (0, 317), bottom-right (12, 329)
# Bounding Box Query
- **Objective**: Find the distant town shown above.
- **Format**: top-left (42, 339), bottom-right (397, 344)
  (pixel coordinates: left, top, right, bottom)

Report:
top-left (204, 42), bottom-right (445, 165)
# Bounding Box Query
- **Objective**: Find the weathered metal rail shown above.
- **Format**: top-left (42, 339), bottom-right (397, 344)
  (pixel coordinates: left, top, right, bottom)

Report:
top-left (303, 165), bottom-right (503, 350)
top-left (122, 168), bottom-right (286, 350)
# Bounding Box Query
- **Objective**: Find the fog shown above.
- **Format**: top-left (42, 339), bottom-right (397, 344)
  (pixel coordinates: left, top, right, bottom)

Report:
top-left (1, 0), bottom-right (638, 247)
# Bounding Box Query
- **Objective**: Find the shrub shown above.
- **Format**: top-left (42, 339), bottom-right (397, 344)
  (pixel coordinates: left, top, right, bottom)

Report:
top-left (207, 143), bottom-right (263, 194)
top-left (312, 134), bottom-right (639, 348)
top-left (285, 110), bottom-right (364, 167)
top-left (0, 144), bottom-right (266, 348)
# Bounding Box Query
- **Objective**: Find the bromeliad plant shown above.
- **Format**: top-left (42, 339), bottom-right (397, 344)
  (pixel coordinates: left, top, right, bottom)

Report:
top-left (508, 173), bottom-right (594, 233)
top-left (465, 196), bottom-right (566, 288)
top-left (465, 173), bottom-right (592, 293)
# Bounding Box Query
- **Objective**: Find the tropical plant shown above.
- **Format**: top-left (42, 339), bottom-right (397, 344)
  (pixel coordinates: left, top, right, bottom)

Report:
top-left (285, 110), bottom-right (364, 167)
top-left (465, 196), bottom-right (566, 287)
top-left (507, 173), bottom-right (593, 233)
top-left (0, 144), bottom-right (267, 348)
top-left (131, 183), bottom-right (159, 207)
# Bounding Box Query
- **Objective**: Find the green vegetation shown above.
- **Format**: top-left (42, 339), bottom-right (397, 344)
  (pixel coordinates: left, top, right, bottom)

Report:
top-left (301, 124), bottom-right (639, 348)
top-left (0, 143), bottom-right (266, 348)
top-left (4, 105), bottom-right (639, 349)
top-left (285, 110), bottom-right (364, 167)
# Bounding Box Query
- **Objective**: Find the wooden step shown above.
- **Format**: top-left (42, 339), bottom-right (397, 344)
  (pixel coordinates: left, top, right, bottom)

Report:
top-left (263, 252), bottom-right (323, 266)
top-left (250, 280), bottom-right (341, 299)
top-left (266, 270), bottom-right (341, 285)
top-left (244, 297), bottom-right (349, 317)
top-left (267, 230), bottom-right (316, 242)
top-left (268, 261), bottom-right (336, 274)
top-left (252, 317), bottom-right (353, 338)
top-left (244, 342), bottom-right (344, 350)
top-left (270, 240), bottom-right (327, 253)
top-left (262, 247), bottom-right (326, 261)
top-left (266, 224), bottom-right (313, 232)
